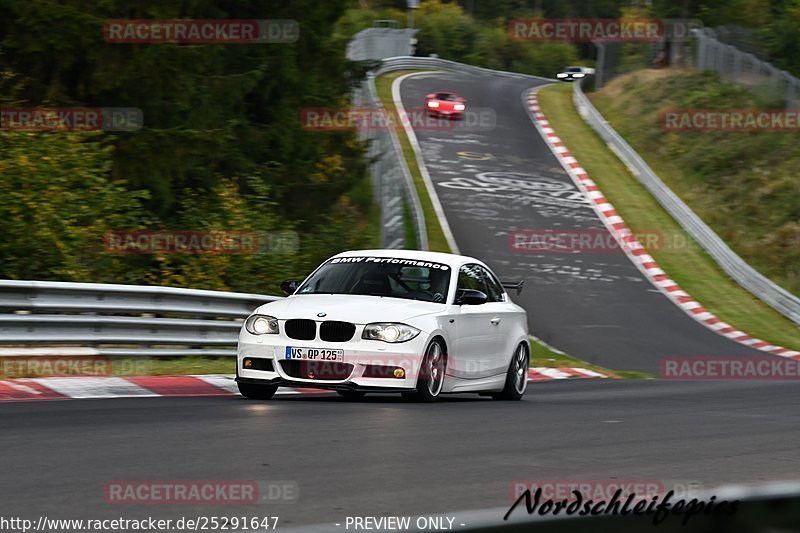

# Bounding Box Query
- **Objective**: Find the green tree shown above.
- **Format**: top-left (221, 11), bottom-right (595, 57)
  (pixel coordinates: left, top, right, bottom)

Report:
top-left (0, 131), bottom-right (148, 281)
top-left (763, 0), bottom-right (800, 75)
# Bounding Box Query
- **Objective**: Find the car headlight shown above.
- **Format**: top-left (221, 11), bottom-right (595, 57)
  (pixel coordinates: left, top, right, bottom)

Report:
top-left (557, 73), bottom-right (568, 78)
top-left (453, 103), bottom-right (465, 111)
top-left (245, 314), bottom-right (279, 335)
top-left (573, 73), bottom-right (585, 78)
top-left (427, 101), bottom-right (439, 108)
top-left (362, 323), bottom-right (420, 343)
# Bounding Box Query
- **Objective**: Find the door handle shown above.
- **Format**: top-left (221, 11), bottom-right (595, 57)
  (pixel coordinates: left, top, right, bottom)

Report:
top-left (490, 317), bottom-right (502, 325)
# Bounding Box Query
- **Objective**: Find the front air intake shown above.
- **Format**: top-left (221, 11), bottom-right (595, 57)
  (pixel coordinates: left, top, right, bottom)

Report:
top-left (284, 319), bottom-right (316, 341)
top-left (319, 321), bottom-right (356, 342)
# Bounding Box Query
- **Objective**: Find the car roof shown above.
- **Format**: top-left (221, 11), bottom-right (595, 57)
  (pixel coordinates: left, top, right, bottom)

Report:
top-left (332, 249), bottom-right (485, 269)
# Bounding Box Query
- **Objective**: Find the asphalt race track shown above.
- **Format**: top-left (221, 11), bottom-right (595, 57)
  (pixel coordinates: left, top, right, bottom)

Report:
top-left (2, 381), bottom-right (800, 527)
top-left (398, 72), bottom-right (774, 373)
top-left (3, 70), bottom-right (799, 531)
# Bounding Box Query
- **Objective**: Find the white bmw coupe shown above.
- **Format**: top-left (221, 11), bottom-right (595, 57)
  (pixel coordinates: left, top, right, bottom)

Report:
top-left (236, 250), bottom-right (529, 402)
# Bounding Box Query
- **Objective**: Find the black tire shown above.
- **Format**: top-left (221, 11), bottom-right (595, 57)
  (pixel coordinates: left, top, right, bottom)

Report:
top-left (492, 343), bottom-right (529, 401)
top-left (237, 381), bottom-right (278, 400)
top-left (407, 338), bottom-right (447, 403)
top-left (337, 390), bottom-right (366, 400)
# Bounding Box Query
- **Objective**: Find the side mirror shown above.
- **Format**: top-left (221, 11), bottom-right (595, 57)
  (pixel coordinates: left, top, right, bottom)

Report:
top-left (455, 289), bottom-right (488, 306)
top-left (280, 280), bottom-right (301, 295)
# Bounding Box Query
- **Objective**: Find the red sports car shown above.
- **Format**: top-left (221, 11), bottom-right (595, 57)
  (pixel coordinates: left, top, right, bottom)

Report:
top-left (426, 92), bottom-right (466, 118)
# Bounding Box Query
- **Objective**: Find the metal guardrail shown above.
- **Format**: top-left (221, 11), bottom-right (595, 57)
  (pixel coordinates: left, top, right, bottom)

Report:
top-left (346, 27), bottom-right (418, 62)
top-left (353, 72), bottom-right (425, 250)
top-left (573, 78), bottom-right (800, 326)
top-left (374, 56), bottom-right (554, 82)
top-left (0, 280), bottom-right (279, 356)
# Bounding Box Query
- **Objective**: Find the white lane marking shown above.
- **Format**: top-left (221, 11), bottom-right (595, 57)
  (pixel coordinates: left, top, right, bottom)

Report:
top-left (529, 335), bottom-right (568, 355)
top-left (29, 377), bottom-right (158, 399)
top-left (534, 367), bottom-right (573, 379)
top-left (570, 367), bottom-right (608, 378)
top-left (738, 338), bottom-right (761, 346)
top-left (3, 381), bottom-right (42, 395)
top-left (193, 374), bottom-right (240, 393)
top-left (393, 72), bottom-right (461, 254)
top-left (193, 374), bottom-right (311, 395)
top-left (708, 322), bottom-right (731, 331)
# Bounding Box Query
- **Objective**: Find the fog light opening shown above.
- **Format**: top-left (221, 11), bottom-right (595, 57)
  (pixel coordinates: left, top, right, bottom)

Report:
top-left (393, 368), bottom-right (405, 379)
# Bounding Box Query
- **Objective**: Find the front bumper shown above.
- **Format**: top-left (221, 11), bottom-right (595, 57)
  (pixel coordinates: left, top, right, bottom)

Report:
top-left (235, 376), bottom-right (415, 394)
top-left (237, 333), bottom-right (429, 392)
top-left (426, 108), bottom-right (463, 119)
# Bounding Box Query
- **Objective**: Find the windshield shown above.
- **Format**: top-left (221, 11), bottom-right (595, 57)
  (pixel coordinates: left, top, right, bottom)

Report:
top-left (297, 257), bottom-right (450, 303)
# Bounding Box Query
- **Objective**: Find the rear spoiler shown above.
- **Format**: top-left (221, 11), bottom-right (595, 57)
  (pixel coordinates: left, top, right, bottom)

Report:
top-left (501, 280), bottom-right (525, 295)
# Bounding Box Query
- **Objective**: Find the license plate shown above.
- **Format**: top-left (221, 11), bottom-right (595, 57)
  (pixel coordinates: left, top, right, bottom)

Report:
top-left (285, 346), bottom-right (344, 362)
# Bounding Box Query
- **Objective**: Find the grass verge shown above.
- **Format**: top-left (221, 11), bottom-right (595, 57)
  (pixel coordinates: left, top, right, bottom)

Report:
top-left (537, 82), bottom-right (800, 351)
top-left (593, 70), bottom-right (798, 295)
top-left (375, 71), bottom-right (451, 253)
top-left (0, 356), bottom-right (233, 379)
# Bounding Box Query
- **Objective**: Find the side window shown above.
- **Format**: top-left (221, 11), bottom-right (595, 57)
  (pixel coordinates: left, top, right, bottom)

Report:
top-left (479, 267), bottom-right (505, 302)
top-left (457, 264), bottom-right (485, 293)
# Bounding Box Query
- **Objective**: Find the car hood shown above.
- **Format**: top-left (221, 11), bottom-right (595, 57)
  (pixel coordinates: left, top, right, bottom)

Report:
top-left (254, 294), bottom-right (445, 324)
